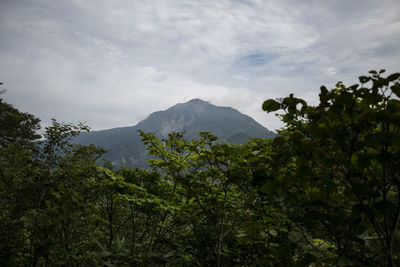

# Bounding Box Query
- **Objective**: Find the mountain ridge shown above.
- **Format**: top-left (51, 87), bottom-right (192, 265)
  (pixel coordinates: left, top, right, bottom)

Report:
top-left (75, 99), bottom-right (276, 167)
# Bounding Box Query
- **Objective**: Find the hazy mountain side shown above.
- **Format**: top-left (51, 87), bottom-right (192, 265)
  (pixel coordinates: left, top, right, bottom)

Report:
top-left (75, 99), bottom-right (276, 168)
top-left (76, 126), bottom-right (137, 147)
top-left (76, 128), bottom-right (146, 167)
top-left (226, 132), bottom-right (254, 144)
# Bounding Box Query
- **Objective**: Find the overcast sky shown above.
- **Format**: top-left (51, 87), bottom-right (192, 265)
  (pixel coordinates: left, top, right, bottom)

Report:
top-left (1, 0), bottom-right (399, 132)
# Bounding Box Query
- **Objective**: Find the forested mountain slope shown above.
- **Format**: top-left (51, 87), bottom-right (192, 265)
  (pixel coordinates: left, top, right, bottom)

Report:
top-left (75, 99), bottom-right (276, 167)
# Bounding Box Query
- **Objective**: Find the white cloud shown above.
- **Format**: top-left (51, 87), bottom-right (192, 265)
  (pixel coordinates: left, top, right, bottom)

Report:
top-left (0, 0), bottom-right (399, 132)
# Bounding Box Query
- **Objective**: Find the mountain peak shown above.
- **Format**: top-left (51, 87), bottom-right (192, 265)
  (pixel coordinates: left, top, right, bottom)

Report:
top-left (76, 100), bottom-right (276, 168)
top-left (166, 98), bottom-right (212, 116)
top-left (186, 98), bottom-right (211, 105)
top-left (159, 99), bottom-right (213, 136)
top-left (173, 98), bottom-right (212, 108)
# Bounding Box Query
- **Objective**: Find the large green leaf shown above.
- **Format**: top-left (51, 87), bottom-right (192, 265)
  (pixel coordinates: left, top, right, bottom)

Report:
top-left (262, 99), bottom-right (281, 112)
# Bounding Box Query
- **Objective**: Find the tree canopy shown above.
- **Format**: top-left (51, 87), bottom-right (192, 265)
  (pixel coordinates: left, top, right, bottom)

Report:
top-left (0, 70), bottom-right (399, 266)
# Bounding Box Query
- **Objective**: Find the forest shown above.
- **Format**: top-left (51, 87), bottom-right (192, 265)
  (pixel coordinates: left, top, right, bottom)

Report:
top-left (1, 70), bottom-right (400, 266)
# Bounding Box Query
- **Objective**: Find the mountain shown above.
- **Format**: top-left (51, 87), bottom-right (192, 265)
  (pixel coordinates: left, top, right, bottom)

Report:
top-left (75, 99), bottom-right (276, 167)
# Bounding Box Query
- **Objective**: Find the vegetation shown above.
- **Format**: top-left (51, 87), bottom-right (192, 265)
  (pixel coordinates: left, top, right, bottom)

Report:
top-left (0, 70), bottom-right (399, 266)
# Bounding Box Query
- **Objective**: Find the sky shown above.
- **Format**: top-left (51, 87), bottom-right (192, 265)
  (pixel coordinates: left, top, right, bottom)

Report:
top-left (1, 0), bottom-right (399, 132)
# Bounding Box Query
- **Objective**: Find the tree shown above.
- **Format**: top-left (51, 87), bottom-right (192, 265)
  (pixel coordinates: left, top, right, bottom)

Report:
top-left (0, 97), bottom-right (40, 148)
top-left (139, 131), bottom-right (289, 266)
top-left (0, 98), bottom-right (106, 266)
top-left (262, 70), bottom-right (400, 266)
top-left (0, 96), bottom-right (41, 266)
top-left (3, 71), bottom-right (399, 266)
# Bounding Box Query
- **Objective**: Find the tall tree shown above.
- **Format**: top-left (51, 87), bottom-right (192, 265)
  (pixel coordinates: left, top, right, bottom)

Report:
top-left (0, 98), bottom-right (40, 148)
top-left (0, 96), bottom-right (41, 266)
top-left (262, 70), bottom-right (400, 266)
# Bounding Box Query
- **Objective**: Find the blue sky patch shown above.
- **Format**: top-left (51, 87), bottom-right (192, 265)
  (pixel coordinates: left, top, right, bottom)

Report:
top-left (237, 53), bottom-right (276, 67)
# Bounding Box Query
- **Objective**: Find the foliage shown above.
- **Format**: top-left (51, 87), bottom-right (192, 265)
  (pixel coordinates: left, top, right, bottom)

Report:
top-left (262, 69), bottom-right (400, 266)
top-left (0, 98), bottom-right (40, 148)
top-left (1, 70), bottom-right (400, 266)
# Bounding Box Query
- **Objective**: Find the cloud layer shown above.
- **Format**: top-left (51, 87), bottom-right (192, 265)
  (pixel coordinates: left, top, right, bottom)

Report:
top-left (1, 0), bottom-right (399, 131)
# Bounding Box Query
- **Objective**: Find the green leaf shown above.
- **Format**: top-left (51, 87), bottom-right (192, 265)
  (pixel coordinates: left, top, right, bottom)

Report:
top-left (391, 84), bottom-right (400, 97)
top-left (262, 99), bottom-right (281, 112)
top-left (359, 76), bottom-right (370, 83)
top-left (387, 73), bottom-right (400, 82)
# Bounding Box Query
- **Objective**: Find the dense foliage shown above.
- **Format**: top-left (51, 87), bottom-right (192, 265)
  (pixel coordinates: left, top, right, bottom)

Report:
top-left (0, 70), bottom-right (399, 266)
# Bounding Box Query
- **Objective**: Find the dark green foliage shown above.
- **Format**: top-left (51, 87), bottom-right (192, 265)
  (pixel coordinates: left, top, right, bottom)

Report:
top-left (1, 71), bottom-right (400, 266)
top-left (262, 70), bottom-right (400, 266)
top-left (0, 98), bottom-right (40, 148)
top-left (262, 99), bottom-right (280, 112)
